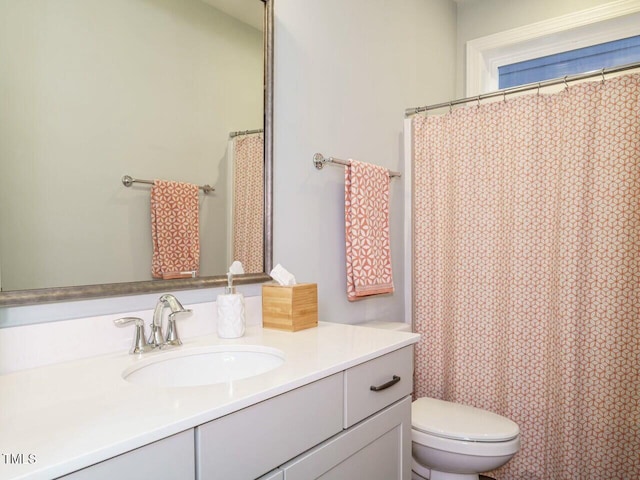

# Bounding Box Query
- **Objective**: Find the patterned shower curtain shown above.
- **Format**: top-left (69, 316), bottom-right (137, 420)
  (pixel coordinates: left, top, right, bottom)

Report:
top-left (232, 133), bottom-right (264, 273)
top-left (412, 73), bottom-right (640, 479)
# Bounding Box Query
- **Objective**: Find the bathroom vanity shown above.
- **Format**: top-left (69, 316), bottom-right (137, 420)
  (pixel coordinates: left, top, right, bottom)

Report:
top-left (0, 322), bottom-right (419, 480)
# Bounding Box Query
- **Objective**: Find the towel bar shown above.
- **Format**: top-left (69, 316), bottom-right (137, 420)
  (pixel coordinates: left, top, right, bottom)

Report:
top-left (229, 128), bottom-right (263, 138)
top-left (312, 153), bottom-right (401, 178)
top-left (121, 175), bottom-right (215, 193)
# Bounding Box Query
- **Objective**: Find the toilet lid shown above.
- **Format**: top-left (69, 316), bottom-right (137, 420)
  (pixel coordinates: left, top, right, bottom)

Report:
top-left (412, 398), bottom-right (520, 442)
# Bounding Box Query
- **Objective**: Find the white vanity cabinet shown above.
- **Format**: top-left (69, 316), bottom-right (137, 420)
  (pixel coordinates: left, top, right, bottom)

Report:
top-left (197, 346), bottom-right (414, 480)
top-left (0, 322), bottom-right (419, 480)
top-left (195, 373), bottom-right (344, 480)
top-left (52, 344), bottom-right (414, 480)
top-left (57, 429), bottom-right (195, 480)
top-left (279, 346), bottom-right (414, 480)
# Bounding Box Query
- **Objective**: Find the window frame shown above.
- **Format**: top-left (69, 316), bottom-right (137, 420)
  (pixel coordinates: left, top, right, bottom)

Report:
top-left (465, 0), bottom-right (640, 96)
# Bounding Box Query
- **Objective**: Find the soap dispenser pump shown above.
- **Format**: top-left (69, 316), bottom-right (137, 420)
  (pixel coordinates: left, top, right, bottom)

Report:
top-left (217, 268), bottom-right (246, 338)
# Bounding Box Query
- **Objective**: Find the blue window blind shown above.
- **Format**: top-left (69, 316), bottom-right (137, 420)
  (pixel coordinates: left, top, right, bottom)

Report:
top-left (498, 35), bottom-right (640, 89)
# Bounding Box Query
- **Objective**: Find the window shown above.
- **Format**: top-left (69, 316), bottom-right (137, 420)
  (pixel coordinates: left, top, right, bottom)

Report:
top-left (466, 0), bottom-right (640, 95)
top-left (498, 35), bottom-right (640, 89)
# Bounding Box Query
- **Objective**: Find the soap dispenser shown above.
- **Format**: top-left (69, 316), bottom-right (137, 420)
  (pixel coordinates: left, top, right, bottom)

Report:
top-left (217, 270), bottom-right (246, 338)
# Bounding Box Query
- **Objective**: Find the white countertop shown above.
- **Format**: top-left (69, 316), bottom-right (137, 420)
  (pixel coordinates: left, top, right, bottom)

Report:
top-left (0, 322), bottom-right (419, 480)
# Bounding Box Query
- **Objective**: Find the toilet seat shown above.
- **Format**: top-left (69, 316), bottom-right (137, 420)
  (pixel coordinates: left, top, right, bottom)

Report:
top-left (412, 427), bottom-right (521, 457)
top-left (412, 398), bottom-right (520, 442)
top-left (411, 398), bottom-right (521, 476)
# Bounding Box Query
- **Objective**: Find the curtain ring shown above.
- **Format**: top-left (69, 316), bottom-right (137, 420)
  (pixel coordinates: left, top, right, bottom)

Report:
top-left (537, 82), bottom-right (541, 96)
top-left (563, 75), bottom-right (569, 89)
top-left (476, 95), bottom-right (481, 108)
top-left (601, 67), bottom-right (606, 85)
top-left (503, 91), bottom-right (507, 103)
top-left (449, 102), bottom-right (453, 114)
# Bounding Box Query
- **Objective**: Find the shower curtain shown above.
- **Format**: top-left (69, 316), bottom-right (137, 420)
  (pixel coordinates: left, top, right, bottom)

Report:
top-left (413, 73), bottom-right (640, 479)
top-left (232, 133), bottom-right (264, 273)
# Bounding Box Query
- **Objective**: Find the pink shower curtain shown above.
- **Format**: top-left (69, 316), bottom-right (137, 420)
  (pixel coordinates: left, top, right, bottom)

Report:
top-left (233, 133), bottom-right (264, 273)
top-left (413, 73), bottom-right (640, 479)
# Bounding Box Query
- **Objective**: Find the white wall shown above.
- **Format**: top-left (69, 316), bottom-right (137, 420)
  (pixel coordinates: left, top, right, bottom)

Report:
top-left (272, 0), bottom-right (457, 325)
top-left (0, 0), bottom-right (263, 290)
top-left (455, 0), bottom-right (622, 96)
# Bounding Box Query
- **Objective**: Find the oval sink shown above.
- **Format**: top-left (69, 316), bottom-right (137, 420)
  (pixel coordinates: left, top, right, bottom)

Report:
top-left (122, 345), bottom-right (285, 388)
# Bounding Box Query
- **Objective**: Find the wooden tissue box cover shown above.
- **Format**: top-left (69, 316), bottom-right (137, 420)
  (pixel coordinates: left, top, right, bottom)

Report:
top-left (262, 283), bottom-right (318, 332)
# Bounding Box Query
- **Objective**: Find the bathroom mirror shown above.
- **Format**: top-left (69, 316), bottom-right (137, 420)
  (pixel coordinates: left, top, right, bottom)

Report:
top-left (0, 0), bottom-right (273, 307)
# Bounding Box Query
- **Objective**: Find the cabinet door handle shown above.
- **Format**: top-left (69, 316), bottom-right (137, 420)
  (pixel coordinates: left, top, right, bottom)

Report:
top-left (370, 375), bottom-right (401, 392)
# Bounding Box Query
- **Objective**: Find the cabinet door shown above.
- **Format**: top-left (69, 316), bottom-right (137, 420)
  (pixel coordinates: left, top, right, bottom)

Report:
top-left (196, 373), bottom-right (343, 480)
top-left (282, 396), bottom-right (411, 480)
top-left (58, 429), bottom-right (194, 480)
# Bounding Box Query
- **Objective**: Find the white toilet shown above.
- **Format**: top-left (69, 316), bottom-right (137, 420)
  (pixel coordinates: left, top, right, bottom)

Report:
top-left (357, 321), bottom-right (521, 480)
top-left (411, 397), bottom-right (520, 480)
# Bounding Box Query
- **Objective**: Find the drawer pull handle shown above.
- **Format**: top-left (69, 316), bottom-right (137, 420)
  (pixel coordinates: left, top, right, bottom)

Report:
top-left (370, 375), bottom-right (401, 392)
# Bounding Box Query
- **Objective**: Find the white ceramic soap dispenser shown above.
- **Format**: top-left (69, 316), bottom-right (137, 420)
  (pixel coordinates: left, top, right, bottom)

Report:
top-left (217, 267), bottom-right (246, 338)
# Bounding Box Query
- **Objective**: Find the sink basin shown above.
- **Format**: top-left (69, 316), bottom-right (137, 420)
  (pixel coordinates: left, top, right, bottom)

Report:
top-left (122, 345), bottom-right (285, 388)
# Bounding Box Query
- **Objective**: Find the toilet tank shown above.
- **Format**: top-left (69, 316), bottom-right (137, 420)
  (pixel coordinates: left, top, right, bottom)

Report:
top-left (355, 320), bottom-right (412, 332)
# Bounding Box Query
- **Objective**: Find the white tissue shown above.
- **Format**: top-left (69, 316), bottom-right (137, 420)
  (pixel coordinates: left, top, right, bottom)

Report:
top-left (270, 264), bottom-right (297, 286)
top-left (229, 261), bottom-right (245, 275)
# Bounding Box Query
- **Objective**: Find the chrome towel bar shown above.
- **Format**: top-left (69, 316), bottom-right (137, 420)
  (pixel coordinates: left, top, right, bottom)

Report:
top-left (229, 128), bottom-right (263, 138)
top-left (121, 175), bottom-right (215, 193)
top-left (312, 153), bottom-right (401, 178)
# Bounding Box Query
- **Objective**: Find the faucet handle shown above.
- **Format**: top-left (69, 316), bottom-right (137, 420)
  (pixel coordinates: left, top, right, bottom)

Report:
top-left (164, 310), bottom-right (192, 346)
top-left (114, 317), bottom-right (152, 354)
top-left (159, 294), bottom-right (189, 313)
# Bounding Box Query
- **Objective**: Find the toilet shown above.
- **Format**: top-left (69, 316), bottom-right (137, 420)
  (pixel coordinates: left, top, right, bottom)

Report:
top-left (411, 397), bottom-right (520, 480)
top-left (357, 321), bottom-right (521, 480)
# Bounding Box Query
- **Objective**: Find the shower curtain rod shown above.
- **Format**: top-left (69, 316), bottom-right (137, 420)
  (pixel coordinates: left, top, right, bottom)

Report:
top-left (229, 128), bottom-right (263, 138)
top-left (405, 60), bottom-right (640, 117)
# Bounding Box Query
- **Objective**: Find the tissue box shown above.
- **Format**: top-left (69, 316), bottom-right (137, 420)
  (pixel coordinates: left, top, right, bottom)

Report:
top-left (262, 283), bottom-right (318, 332)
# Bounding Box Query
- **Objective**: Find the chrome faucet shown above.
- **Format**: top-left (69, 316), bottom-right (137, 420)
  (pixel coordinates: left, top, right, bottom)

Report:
top-left (114, 317), bottom-right (153, 354)
top-left (149, 294), bottom-right (192, 348)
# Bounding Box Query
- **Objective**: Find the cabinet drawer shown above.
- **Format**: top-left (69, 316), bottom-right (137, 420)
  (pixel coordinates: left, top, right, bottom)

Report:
top-left (344, 346), bottom-right (413, 427)
top-left (196, 373), bottom-right (343, 480)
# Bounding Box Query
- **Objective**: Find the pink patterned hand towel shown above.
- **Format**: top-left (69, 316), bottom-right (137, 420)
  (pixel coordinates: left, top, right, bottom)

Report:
top-left (345, 159), bottom-right (394, 301)
top-left (151, 179), bottom-right (200, 279)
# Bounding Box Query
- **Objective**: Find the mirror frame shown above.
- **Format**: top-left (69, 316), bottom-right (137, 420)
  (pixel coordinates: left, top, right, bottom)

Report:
top-left (0, 0), bottom-right (274, 307)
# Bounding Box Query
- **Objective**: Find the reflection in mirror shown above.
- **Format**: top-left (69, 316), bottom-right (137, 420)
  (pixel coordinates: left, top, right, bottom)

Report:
top-left (0, 0), bottom-right (272, 305)
top-left (229, 129), bottom-right (264, 274)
